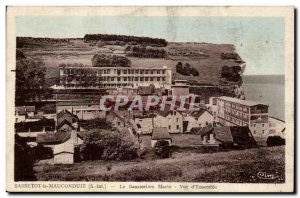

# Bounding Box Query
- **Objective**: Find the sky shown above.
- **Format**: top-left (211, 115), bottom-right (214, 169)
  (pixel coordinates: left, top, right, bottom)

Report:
top-left (16, 16), bottom-right (285, 75)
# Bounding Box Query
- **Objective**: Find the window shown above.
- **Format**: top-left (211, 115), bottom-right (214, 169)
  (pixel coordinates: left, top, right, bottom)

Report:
top-left (157, 77), bottom-right (160, 81)
top-left (176, 125), bottom-right (179, 130)
top-left (176, 118), bottom-right (179, 122)
top-left (174, 112), bottom-right (176, 115)
top-left (168, 125), bottom-right (171, 130)
top-left (123, 70), bottom-right (127, 74)
top-left (157, 70), bottom-right (160, 74)
top-left (262, 124), bottom-right (264, 127)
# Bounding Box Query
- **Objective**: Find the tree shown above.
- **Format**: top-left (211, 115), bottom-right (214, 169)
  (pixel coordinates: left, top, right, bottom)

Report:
top-left (80, 129), bottom-right (138, 161)
top-left (14, 134), bottom-right (35, 181)
top-left (154, 140), bottom-right (172, 158)
top-left (15, 58), bottom-right (52, 105)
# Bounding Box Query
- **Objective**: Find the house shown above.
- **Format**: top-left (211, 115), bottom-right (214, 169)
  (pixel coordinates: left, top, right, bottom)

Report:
top-left (216, 96), bottom-right (269, 137)
top-left (36, 130), bottom-right (85, 148)
top-left (199, 126), bottom-right (256, 148)
top-left (53, 142), bottom-right (74, 164)
top-left (151, 127), bottom-right (172, 147)
top-left (184, 109), bottom-right (214, 132)
top-left (154, 109), bottom-right (184, 133)
top-left (14, 118), bottom-right (56, 142)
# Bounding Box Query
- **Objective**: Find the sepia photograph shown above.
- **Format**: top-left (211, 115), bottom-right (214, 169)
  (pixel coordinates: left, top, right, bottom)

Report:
top-left (6, 6), bottom-right (294, 192)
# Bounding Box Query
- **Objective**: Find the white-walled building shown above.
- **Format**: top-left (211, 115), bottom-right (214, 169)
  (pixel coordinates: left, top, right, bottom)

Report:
top-left (56, 66), bottom-right (172, 89)
top-left (216, 96), bottom-right (269, 137)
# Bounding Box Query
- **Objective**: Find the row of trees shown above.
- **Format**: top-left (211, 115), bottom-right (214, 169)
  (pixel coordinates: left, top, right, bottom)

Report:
top-left (221, 52), bottom-right (240, 60)
top-left (84, 34), bottom-right (168, 47)
top-left (15, 54), bottom-right (53, 105)
top-left (92, 54), bottom-right (131, 67)
top-left (17, 37), bottom-right (70, 48)
top-left (176, 62), bottom-right (199, 76)
top-left (125, 45), bottom-right (166, 58)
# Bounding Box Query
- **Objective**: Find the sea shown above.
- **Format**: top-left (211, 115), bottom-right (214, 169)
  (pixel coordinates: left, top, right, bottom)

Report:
top-left (242, 75), bottom-right (285, 121)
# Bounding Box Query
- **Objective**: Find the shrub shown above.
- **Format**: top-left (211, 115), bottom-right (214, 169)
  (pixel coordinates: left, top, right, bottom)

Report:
top-left (80, 129), bottom-right (138, 161)
top-left (32, 145), bottom-right (53, 160)
top-left (176, 62), bottom-right (199, 76)
top-left (267, 136), bottom-right (285, 146)
top-left (96, 40), bottom-right (105, 47)
top-left (154, 140), bottom-right (172, 158)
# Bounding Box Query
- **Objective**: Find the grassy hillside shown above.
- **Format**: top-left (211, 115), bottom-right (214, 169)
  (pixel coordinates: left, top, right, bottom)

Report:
top-left (34, 146), bottom-right (284, 183)
top-left (17, 38), bottom-right (244, 84)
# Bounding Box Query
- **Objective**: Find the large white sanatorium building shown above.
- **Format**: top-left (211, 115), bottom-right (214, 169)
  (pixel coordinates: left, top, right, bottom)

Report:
top-left (56, 66), bottom-right (172, 89)
top-left (215, 96), bottom-right (269, 137)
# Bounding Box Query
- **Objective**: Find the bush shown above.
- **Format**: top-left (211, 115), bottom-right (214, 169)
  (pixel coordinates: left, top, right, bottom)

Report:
top-left (32, 145), bottom-right (53, 160)
top-left (80, 129), bottom-right (138, 161)
top-left (96, 40), bottom-right (105, 47)
top-left (176, 62), bottom-right (199, 76)
top-left (267, 136), bottom-right (285, 146)
top-left (154, 140), bottom-right (172, 158)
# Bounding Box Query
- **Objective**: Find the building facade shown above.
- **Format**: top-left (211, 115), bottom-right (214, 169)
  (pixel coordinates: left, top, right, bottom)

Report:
top-left (216, 96), bottom-right (269, 137)
top-left (57, 66), bottom-right (172, 89)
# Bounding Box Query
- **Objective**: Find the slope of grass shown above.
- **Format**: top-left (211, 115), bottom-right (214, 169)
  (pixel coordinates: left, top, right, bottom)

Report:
top-left (34, 146), bottom-right (284, 183)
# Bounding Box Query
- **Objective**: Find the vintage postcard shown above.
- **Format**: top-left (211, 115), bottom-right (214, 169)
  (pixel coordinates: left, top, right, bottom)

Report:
top-left (6, 6), bottom-right (294, 192)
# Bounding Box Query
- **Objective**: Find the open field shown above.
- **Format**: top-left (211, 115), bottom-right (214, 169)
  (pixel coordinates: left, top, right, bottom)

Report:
top-left (19, 39), bottom-right (243, 84)
top-left (34, 146), bottom-right (284, 183)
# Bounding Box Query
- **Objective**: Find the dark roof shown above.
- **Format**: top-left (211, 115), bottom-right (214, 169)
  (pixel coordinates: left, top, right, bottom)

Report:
top-left (56, 119), bottom-right (76, 131)
top-left (198, 125), bottom-right (214, 136)
top-left (158, 105), bottom-right (182, 117)
top-left (15, 118), bottom-right (55, 133)
top-left (230, 126), bottom-right (256, 145)
top-left (15, 106), bottom-right (35, 115)
top-left (190, 127), bottom-right (202, 134)
top-left (189, 109), bottom-right (211, 119)
top-left (214, 127), bottom-right (233, 143)
top-left (36, 131), bottom-right (85, 144)
top-left (57, 109), bottom-right (79, 126)
top-left (36, 131), bottom-right (70, 144)
top-left (151, 127), bottom-right (171, 140)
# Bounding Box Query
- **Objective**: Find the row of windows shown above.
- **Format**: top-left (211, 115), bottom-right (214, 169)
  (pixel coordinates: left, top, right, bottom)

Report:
top-left (62, 69), bottom-right (167, 75)
top-left (224, 115), bottom-right (248, 126)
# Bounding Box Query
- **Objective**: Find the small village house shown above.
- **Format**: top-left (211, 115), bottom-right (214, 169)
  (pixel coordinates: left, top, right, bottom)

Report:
top-left (184, 109), bottom-right (214, 132)
top-left (154, 109), bottom-right (184, 133)
top-left (151, 127), bottom-right (172, 147)
top-left (198, 126), bottom-right (256, 148)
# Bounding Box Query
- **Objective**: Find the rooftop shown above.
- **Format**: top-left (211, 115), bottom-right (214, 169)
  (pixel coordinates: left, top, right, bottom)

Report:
top-left (218, 96), bottom-right (267, 107)
top-left (151, 127), bottom-right (171, 140)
